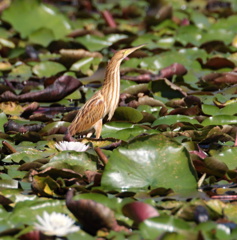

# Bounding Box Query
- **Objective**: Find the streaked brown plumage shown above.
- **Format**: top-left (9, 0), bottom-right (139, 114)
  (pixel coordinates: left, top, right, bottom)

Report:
top-left (67, 44), bottom-right (145, 139)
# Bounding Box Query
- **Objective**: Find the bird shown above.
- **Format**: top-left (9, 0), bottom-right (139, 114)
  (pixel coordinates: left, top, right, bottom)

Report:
top-left (66, 44), bottom-right (145, 140)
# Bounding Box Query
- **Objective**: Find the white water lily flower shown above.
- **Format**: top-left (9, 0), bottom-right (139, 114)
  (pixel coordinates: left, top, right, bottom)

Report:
top-left (34, 211), bottom-right (80, 236)
top-left (55, 141), bottom-right (89, 152)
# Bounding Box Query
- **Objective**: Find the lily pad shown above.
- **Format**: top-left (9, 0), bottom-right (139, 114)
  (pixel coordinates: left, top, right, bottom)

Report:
top-left (140, 215), bottom-right (191, 239)
top-left (42, 151), bottom-right (97, 174)
top-left (152, 115), bottom-right (200, 126)
top-left (101, 134), bottom-right (197, 193)
top-left (32, 61), bottom-right (66, 78)
top-left (113, 107), bottom-right (143, 123)
top-left (210, 147), bottom-right (237, 170)
top-left (0, 112), bottom-right (8, 132)
top-left (202, 115), bottom-right (237, 126)
top-left (29, 28), bottom-right (55, 47)
top-left (2, 0), bottom-right (71, 44)
top-left (70, 57), bottom-right (101, 75)
top-left (76, 34), bottom-right (127, 51)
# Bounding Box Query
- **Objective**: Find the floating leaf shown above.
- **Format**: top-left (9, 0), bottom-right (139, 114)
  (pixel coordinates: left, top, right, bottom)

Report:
top-left (42, 151), bottom-right (97, 174)
top-left (101, 134), bottom-right (197, 193)
top-left (202, 115), bottom-right (237, 126)
top-left (76, 34), bottom-right (127, 51)
top-left (122, 202), bottom-right (159, 224)
top-left (150, 79), bottom-right (186, 98)
top-left (29, 28), bottom-right (55, 47)
top-left (0, 112), bottom-right (8, 132)
top-left (152, 115), bottom-right (200, 126)
top-left (2, 149), bottom-right (51, 164)
top-left (140, 216), bottom-right (191, 239)
top-left (66, 189), bottom-right (124, 235)
top-left (102, 122), bottom-right (147, 141)
top-left (113, 107), bottom-right (143, 123)
top-left (2, 0), bottom-right (71, 44)
top-left (7, 64), bottom-right (32, 82)
top-left (70, 57), bottom-right (101, 75)
top-left (210, 147), bottom-right (237, 170)
top-left (32, 61), bottom-right (66, 78)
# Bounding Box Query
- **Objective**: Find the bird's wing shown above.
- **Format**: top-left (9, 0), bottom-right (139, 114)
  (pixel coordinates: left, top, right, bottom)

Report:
top-left (69, 94), bottom-right (105, 136)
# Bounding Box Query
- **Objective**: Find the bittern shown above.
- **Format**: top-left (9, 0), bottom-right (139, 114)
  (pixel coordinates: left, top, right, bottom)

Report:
top-left (67, 44), bottom-right (145, 139)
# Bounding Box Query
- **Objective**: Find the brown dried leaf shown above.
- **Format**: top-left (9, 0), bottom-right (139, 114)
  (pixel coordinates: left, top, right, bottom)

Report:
top-left (84, 170), bottom-right (102, 186)
top-left (60, 49), bottom-right (103, 60)
top-left (18, 158), bottom-right (49, 171)
top-left (138, 95), bottom-right (166, 107)
top-left (31, 167), bottom-right (83, 180)
top-left (0, 194), bottom-right (13, 208)
top-left (169, 105), bottom-right (201, 116)
top-left (0, 75), bottom-right (82, 102)
top-left (4, 120), bottom-right (45, 133)
top-left (29, 113), bottom-right (53, 122)
top-left (204, 57), bottom-right (235, 70)
top-left (20, 102), bottom-right (39, 118)
top-left (66, 189), bottom-right (127, 235)
top-left (31, 175), bottom-right (61, 197)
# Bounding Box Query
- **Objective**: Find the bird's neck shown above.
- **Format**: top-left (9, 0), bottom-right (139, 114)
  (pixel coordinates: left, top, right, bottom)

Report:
top-left (102, 58), bottom-right (122, 88)
top-left (101, 58), bottom-right (122, 118)
top-left (101, 58), bottom-right (122, 96)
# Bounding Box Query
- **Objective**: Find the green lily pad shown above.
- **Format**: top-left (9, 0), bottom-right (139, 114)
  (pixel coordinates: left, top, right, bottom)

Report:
top-left (129, 48), bottom-right (207, 72)
top-left (176, 25), bottom-right (203, 46)
top-left (102, 122), bottom-right (147, 141)
top-left (210, 147), bottom-right (237, 170)
top-left (7, 64), bottom-right (32, 82)
top-left (70, 57), bottom-right (101, 75)
top-left (101, 134), bottom-right (197, 193)
top-left (114, 107), bottom-right (143, 123)
top-left (0, 112), bottom-right (8, 132)
top-left (202, 115), bottom-right (237, 126)
top-left (2, 149), bottom-right (51, 164)
top-left (29, 28), bottom-right (55, 47)
top-left (202, 104), bottom-right (220, 116)
top-left (152, 115), bottom-right (200, 126)
top-left (42, 151), bottom-right (97, 174)
top-left (7, 199), bottom-right (65, 226)
top-left (32, 61), bottom-right (66, 77)
top-left (76, 34), bottom-right (127, 51)
top-left (202, 103), bottom-right (237, 116)
top-left (140, 215), bottom-right (191, 239)
top-left (2, 0), bottom-right (71, 44)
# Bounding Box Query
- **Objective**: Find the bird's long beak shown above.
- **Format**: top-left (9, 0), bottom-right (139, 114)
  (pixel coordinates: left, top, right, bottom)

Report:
top-left (123, 44), bottom-right (146, 57)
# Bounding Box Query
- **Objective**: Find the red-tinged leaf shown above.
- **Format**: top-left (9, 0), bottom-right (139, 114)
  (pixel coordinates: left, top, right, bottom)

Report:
top-left (122, 63), bottom-right (187, 83)
top-left (84, 170), bottom-right (102, 186)
top-left (201, 71), bottom-right (237, 88)
top-left (168, 105), bottom-right (201, 116)
top-left (159, 63), bottom-right (187, 78)
top-left (122, 202), bottom-right (159, 224)
top-left (203, 57), bottom-right (235, 70)
top-left (20, 102), bottom-right (39, 118)
top-left (19, 230), bottom-right (40, 240)
top-left (66, 189), bottom-right (127, 235)
top-left (0, 75), bottom-right (82, 102)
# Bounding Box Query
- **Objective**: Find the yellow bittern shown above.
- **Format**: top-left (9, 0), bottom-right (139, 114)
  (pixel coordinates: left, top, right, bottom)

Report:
top-left (67, 44), bottom-right (145, 139)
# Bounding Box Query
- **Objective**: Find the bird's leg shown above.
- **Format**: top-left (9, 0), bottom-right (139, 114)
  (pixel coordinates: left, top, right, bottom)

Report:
top-left (94, 119), bottom-right (103, 139)
top-left (64, 129), bottom-right (76, 142)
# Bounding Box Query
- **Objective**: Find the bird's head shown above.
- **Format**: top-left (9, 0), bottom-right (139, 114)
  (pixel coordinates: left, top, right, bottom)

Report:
top-left (113, 44), bottom-right (146, 61)
top-left (122, 44), bottom-right (146, 59)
